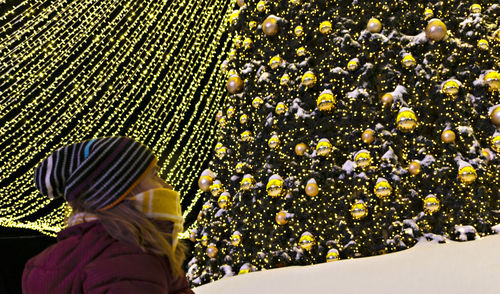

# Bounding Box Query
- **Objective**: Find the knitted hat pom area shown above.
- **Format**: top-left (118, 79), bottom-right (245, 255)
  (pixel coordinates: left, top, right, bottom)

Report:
top-left (34, 137), bottom-right (158, 211)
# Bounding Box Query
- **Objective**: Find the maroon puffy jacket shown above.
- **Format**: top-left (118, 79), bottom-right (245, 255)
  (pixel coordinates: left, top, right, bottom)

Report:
top-left (22, 220), bottom-right (194, 294)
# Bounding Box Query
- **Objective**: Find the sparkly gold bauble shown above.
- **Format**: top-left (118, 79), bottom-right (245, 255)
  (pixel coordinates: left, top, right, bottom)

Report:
top-left (216, 146), bottom-right (227, 159)
top-left (249, 21), bottom-right (257, 30)
top-left (408, 161), bottom-right (421, 175)
top-left (347, 59), bottom-right (358, 71)
top-left (241, 130), bottom-right (252, 142)
top-left (276, 102), bottom-right (288, 115)
top-left (206, 244), bottom-right (218, 258)
top-left (492, 134), bottom-right (500, 152)
top-left (317, 90), bottom-right (335, 112)
top-left (305, 179), bottom-right (319, 197)
top-left (227, 69), bottom-right (238, 77)
top-left (301, 71), bottom-right (317, 88)
top-left (262, 16), bottom-right (279, 36)
top-left (294, 26), bottom-right (304, 37)
top-left (484, 71), bottom-right (500, 91)
top-left (477, 39), bottom-right (489, 50)
top-left (326, 249), bottom-right (340, 262)
top-left (236, 0), bottom-right (245, 7)
top-left (229, 11), bottom-right (240, 25)
top-left (189, 231), bottom-right (197, 242)
top-left (240, 114), bottom-right (248, 124)
top-left (441, 130), bottom-right (456, 143)
top-left (296, 47), bottom-right (307, 56)
top-left (490, 106), bottom-right (500, 127)
top-left (470, 4), bottom-right (481, 13)
top-left (268, 134), bottom-right (281, 149)
top-left (459, 166), bottom-right (477, 184)
top-left (295, 143), bottom-right (307, 156)
top-left (234, 36), bottom-right (242, 48)
top-left (316, 139), bottom-right (332, 157)
top-left (243, 38), bottom-right (253, 50)
top-left (396, 109), bottom-right (417, 132)
top-left (276, 211), bottom-right (288, 225)
top-left (402, 54), bottom-right (416, 68)
top-left (423, 195), bottom-right (440, 214)
top-left (218, 194), bottom-right (231, 209)
top-left (267, 176), bottom-right (284, 197)
top-left (240, 174), bottom-right (256, 190)
top-left (424, 8), bottom-right (434, 19)
top-left (214, 142), bottom-right (223, 152)
top-left (442, 80), bottom-right (460, 96)
top-left (366, 18), bottom-right (382, 33)
top-left (226, 76), bottom-right (244, 94)
top-left (354, 150), bottom-right (371, 168)
top-left (219, 117), bottom-right (227, 127)
top-left (319, 20), bottom-right (332, 34)
top-left (226, 106), bottom-right (235, 118)
top-left (351, 200), bottom-right (368, 220)
top-left (228, 49), bottom-right (237, 61)
top-left (280, 74), bottom-right (290, 86)
top-left (381, 93), bottom-right (393, 106)
top-left (201, 235), bottom-right (209, 246)
top-left (252, 97), bottom-right (263, 108)
top-left (209, 181), bottom-right (223, 197)
top-left (257, 1), bottom-right (267, 12)
top-left (269, 55), bottom-right (283, 69)
top-left (198, 176), bottom-right (213, 191)
top-left (481, 148), bottom-right (494, 162)
top-left (235, 162), bottom-right (245, 173)
top-left (362, 129), bottom-right (375, 144)
top-left (231, 232), bottom-right (242, 246)
top-left (374, 179), bottom-right (392, 199)
top-left (299, 233), bottom-right (315, 250)
top-left (426, 19), bottom-right (447, 41)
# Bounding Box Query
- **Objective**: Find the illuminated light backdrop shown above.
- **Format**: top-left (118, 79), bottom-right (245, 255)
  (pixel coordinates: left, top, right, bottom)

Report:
top-left (0, 0), bottom-right (233, 236)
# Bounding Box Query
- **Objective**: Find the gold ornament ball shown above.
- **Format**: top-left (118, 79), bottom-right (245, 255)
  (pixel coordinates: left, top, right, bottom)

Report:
top-left (305, 180), bottom-right (319, 197)
top-left (275, 211), bottom-right (288, 225)
top-left (189, 231), bottom-right (197, 242)
top-left (241, 130), bottom-right (252, 142)
top-left (275, 102), bottom-right (288, 115)
top-left (267, 176), bottom-right (284, 197)
top-left (231, 232), bottom-right (242, 246)
top-left (252, 97), bottom-right (263, 108)
top-left (226, 106), bottom-right (235, 118)
top-left (201, 235), bottom-right (209, 246)
top-left (240, 174), bottom-right (256, 190)
top-left (280, 74), bottom-right (290, 86)
top-left (243, 38), bottom-right (253, 50)
top-left (441, 130), bottom-right (456, 143)
top-left (206, 244), bottom-right (218, 258)
top-left (442, 79), bottom-right (460, 96)
top-left (423, 195), bottom-right (440, 214)
top-left (351, 200), bottom-right (368, 220)
top-left (301, 71), bottom-right (317, 88)
top-left (262, 16), bottom-right (279, 36)
top-left (229, 11), bottom-right (240, 25)
top-left (459, 166), bottom-right (477, 184)
top-left (226, 76), bottom-right (244, 94)
top-left (396, 108), bottom-right (417, 132)
top-left (296, 47), bottom-right (307, 57)
top-left (402, 54), bottom-right (416, 68)
top-left (316, 139), bottom-right (332, 157)
top-left (249, 21), bottom-right (257, 30)
top-left (216, 147), bottom-right (227, 159)
top-left (426, 19), bottom-right (447, 41)
top-left (218, 194), bottom-right (231, 209)
top-left (234, 35), bottom-right (242, 48)
top-left (219, 117), bottom-right (227, 127)
top-left (490, 105), bottom-right (500, 127)
top-left (269, 55), bottom-right (283, 69)
top-left (326, 249), bottom-right (340, 262)
top-left (317, 90), bottom-right (335, 112)
top-left (299, 232), bottom-right (315, 250)
top-left (294, 26), bottom-right (304, 37)
top-left (347, 59), bottom-right (358, 71)
top-left (362, 129), bottom-right (375, 144)
top-left (477, 39), bottom-right (489, 50)
top-left (481, 148), bottom-right (494, 162)
top-left (235, 162), bottom-right (245, 173)
top-left (366, 18), bottom-right (382, 33)
top-left (354, 150), bottom-right (371, 168)
top-left (408, 161), bottom-right (421, 175)
top-left (319, 20), bottom-right (332, 34)
top-left (257, 1), bottom-right (266, 12)
top-left (198, 176), bottom-right (213, 191)
top-left (268, 134), bottom-right (281, 149)
top-left (381, 93), bottom-right (393, 106)
top-left (470, 4), bottom-right (481, 14)
top-left (374, 179), bottom-right (392, 199)
top-left (492, 134), bottom-right (500, 152)
top-left (424, 8), bottom-right (433, 19)
top-left (295, 142), bottom-right (308, 156)
top-left (236, 0), bottom-right (245, 7)
top-left (240, 114), bottom-right (248, 124)
top-left (209, 181), bottom-right (223, 197)
top-left (484, 71), bottom-right (500, 91)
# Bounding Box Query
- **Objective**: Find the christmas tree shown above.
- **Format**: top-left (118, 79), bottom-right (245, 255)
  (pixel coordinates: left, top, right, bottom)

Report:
top-left (187, 0), bottom-right (500, 286)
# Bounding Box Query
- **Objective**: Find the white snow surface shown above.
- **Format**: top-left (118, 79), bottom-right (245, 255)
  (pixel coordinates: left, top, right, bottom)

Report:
top-left (194, 234), bottom-right (500, 294)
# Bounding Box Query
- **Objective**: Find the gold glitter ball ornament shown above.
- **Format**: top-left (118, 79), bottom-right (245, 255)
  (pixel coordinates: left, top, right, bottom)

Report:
top-left (275, 102), bottom-right (288, 115)
top-left (296, 47), bottom-right (307, 56)
top-left (299, 232), bottom-right (315, 250)
top-left (442, 79), bottom-right (460, 96)
top-left (409, 161), bottom-right (421, 175)
top-left (295, 143), bottom-right (307, 156)
top-left (241, 130), bottom-right (252, 142)
top-left (229, 11), bottom-right (240, 25)
top-left (317, 90), bottom-right (335, 112)
top-left (426, 18), bottom-right (447, 41)
top-left (240, 114), bottom-right (248, 124)
top-left (319, 20), bottom-right (332, 34)
top-left (484, 71), bottom-right (500, 91)
top-left (280, 74), bottom-right (290, 86)
top-left (423, 195), bottom-right (440, 214)
top-left (396, 108), bottom-right (417, 132)
top-left (235, 162), bottom-right (245, 173)
top-left (458, 165), bottom-right (477, 184)
top-left (217, 193), bottom-right (231, 209)
top-left (219, 117), bottom-right (227, 127)
top-left (301, 71), bottom-right (317, 88)
top-left (366, 18), bottom-right (382, 33)
top-left (198, 176), bottom-right (213, 191)
top-left (354, 150), bottom-right (371, 168)
top-left (374, 178), bottom-right (392, 199)
top-left (262, 16), bottom-right (279, 36)
top-left (294, 26), bottom-right (304, 37)
top-left (243, 38), bottom-right (253, 50)
top-left (441, 130), bottom-right (456, 143)
top-left (381, 93), bottom-right (393, 106)
top-left (305, 179), bottom-right (319, 197)
top-left (470, 4), bottom-right (481, 14)
top-left (267, 174), bottom-right (284, 197)
top-left (316, 138), bottom-right (332, 157)
top-left (275, 211), bottom-right (289, 225)
top-left (326, 249), bottom-right (340, 262)
top-left (268, 134), bottom-right (281, 149)
top-left (347, 59), bottom-right (358, 71)
top-left (206, 244), bottom-right (218, 258)
top-left (216, 146), bottom-right (227, 159)
top-left (351, 200), bottom-right (368, 220)
top-left (249, 21), bottom-right (257, 30)
top-left (226, 106), bottom-right (235, 118)
top-left (201, 235), bottom-right (209, 246)
top-left (362, 129), bottom-right (375, 144)
top-left (228, 49), bottom-right (237, 61)
top-left (236, 0), bottom-right (245, 7)
top-left (481, 148), bottom-right (494, 162)
top-left (490, 105), bottom-right (500, 127)
top-left (252, 97), bottom-right (263, 108)
top-left (424, 8), bottom-right (433, 19)
top-left (257, 1), bottom-right (267, 12)
top-left (240, 174), bottom-right (256, 190)
top-left (269, 55), bottom-right (283, 69)
top-left (477, 39), bottom-right (489, 50)
top-left (493, 29), bottom-right (500, 42)
top-left (209, 180), bottom-right (223, 197)
top-left (226, 75), bottom-right (244, 94)
top-left (492, 134), bottom-right (500, 152)
top-left (402, 54), bottom-right (416, 68)
top-left (231, 232), bottom-right (242, 246)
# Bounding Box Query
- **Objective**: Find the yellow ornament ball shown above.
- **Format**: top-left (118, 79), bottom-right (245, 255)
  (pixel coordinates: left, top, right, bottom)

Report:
top-left (402, 54), bottom-right (416, 68)
top-left (217, 193), bottom-right (231, 209)
top-left (492, 133), bottom-right (500, 152)
top-left (240, 174), bottom-right (256, 191)
top-left (209, 180), bottom-right (223, 197)
top-left (441, 130), bottom-right (456, 143)
top-left (317, 89), bottom-right (335, 112)
top-left (351, 200), bottom-right (368, 220)
top-left (206, 243), bottom-right (218, 258)
top-left (424, 8), bottom-right (434, 19)
top-left (219, 117), bottom-right (227, 127)
top-left (470, 4), bottom-right (481, 14)
top-left (269, 55), bottom-right (283, 70)
top-left (316, 138), bottom-right (332, 157)
top-left (481, 148), bottom-right (494, 162)
top-left (295, 142), bottom-right (308, 156)
top-left (477, 39), bottom-right (489, 50)
top-left (296, 47), bottom-right (307, 56)
top-left (426, 19), bottom-right (447, 41)
top-left (201, 235), bottom-right (209, 246)
top-left (326, 249), bottom-right (340, 262)
top-left (362, 129), bottom-right (375, 144)
top-left (305, 179), bottom-right (319, 197)
top-left (319, 20), bottom-right (332, 34)
top-left (241, 130), bottom-right (252, 142)
top-left (267, 174), bottom-right (284, 197)
top-left (234, 36), bottom-right (243, 48)
top-left (252, 97), bottom-right (263, 108)
top-left (198, 176), bottom-right (213, 191)
top-left (249, 21), bottom-right (257, 30)
top-left (374, 178), bottom-right (392, 199)
top-left (366, 18), bottom-right (382, 33)
top-left (216, 146), bottom-right (227, 159)
top-left (243, 38), bottom-right (253, 50)
top-left (236, 0), bottom-right (245, 7)
top-left (301, 71), bottom-right (317, 88)
top-left (408, 161), bottom-right (421, 175)
top-left (262, 16), bottom-right (279, 36)
top-left (229, 11), bottom-right (240, 25)
top-left (268, 134), bottom-right (281, 149)
top-left (226, 106), bottom-right (235, 118)
top-left (257, 1), bottom-right (267, 12)
top-left (231, 232), bottom-right (242, 246)
top-left (396, 108), bottom-right (417, 132)
top-left (490, 105), bottom-right (500, 127)
top-left (423, 195), bottom-right (440, 214)
top-left (235, 162), bottom-right (245, 173)
top-left (299, 232), bottom-right (315, 250)
top-left (347, 59), bottom-right (359, 71)
top-left (442, 79), bottom-right (460, 96)
top-left (458, 165), bottom-right (477, 184)
top-left (381, 93), bottom-right (393, 106)
top-left (354, 150), bottom-right (371, 168)
top-left (280, 74), bottom-right (291, 86)
top-left (484, 71), bottom-right (500, 91)
top-left (275, 211), bottom-right (289, 225)
top-left (294, 26), bottom-right (304, 37)
top-left (226, 75), bottom-right (244, 94)
top-left (240, 114), bottom-right (248, 124)
top-left (275, 102), bottom-right (288, 115)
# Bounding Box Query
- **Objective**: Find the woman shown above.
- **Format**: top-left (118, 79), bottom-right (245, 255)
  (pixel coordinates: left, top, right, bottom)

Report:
top-left (22, 137), bottom-right (194, 294)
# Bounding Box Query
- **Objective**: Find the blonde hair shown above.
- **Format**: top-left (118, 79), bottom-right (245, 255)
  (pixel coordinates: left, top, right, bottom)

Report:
top-left (69, 200), bottom-right (186, 278)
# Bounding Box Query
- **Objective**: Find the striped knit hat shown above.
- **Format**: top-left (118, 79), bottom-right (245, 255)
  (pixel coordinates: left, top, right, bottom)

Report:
top-left (34, 137), bottom-right (158, 211)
